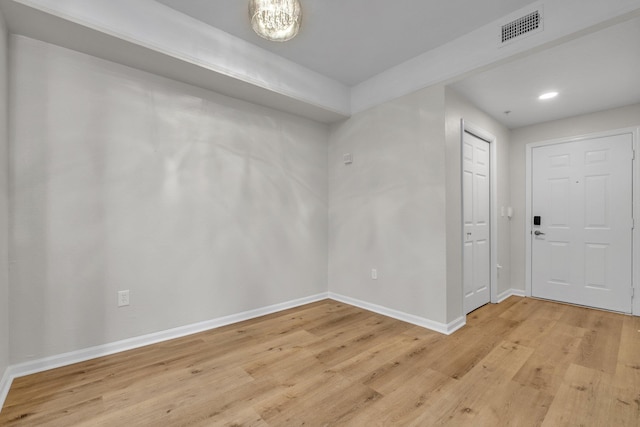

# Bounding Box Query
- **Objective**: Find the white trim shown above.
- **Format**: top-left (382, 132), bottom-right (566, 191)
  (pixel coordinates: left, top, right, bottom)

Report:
top-left (633, 127), bottom-right (640, 316)
top-left (328, 292), bottom-right (465, 335)
top-left (525, 127), bottom-right (640, 316)
top-left (497, 288), bottom-right (527, 303)
top-left (525, 144), bottom-right (533, 297)
top-left (462, 120), bottom-right (499, 309)
top-left (1, 293), bottom-right (329, 393)
top-left (0, 367), bottom-right (11, 412)
top-left (0, 290), bottom-right (465, 411)
top-left (0, 291), bottom-right (473, 411)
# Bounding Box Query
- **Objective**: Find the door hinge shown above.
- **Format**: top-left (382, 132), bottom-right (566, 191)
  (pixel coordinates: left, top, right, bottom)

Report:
top-left (631, 288), bottom-right (635, 298)
top-left (633, 150), bottom-right (636, 160)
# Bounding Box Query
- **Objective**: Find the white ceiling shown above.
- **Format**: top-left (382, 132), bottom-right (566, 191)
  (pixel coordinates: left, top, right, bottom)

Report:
top-left (3, 0), bottom-right (639, 128)
top-left (451, 15), bottom-right (640, 128)
top-left (155, 0), bottom-right (536, 86)
top-left (155, 0), bottom-right (640, 128)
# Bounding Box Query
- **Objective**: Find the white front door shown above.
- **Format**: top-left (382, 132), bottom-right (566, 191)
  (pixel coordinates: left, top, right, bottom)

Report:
top-left (463, 131), bottom-right (491, 314)
top-left (531, 134), bottom-right (633, 313)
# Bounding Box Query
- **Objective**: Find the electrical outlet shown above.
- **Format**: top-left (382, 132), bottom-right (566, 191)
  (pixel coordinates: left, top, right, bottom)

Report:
top-left (371, 268), bottom-right (378, 280)
top-left (118, 290), bottom-right (130, 307)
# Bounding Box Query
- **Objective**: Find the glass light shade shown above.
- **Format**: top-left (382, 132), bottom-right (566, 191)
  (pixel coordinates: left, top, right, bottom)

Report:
top-left (249, 0), bottom-right (302, 42)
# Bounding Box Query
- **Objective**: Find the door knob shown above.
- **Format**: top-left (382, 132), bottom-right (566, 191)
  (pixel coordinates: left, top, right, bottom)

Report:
top-left (534, 230), bottom-right (545, 236)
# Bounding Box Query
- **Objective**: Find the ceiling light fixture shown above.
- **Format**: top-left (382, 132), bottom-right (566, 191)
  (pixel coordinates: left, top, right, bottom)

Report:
top-left (249, 0), bottom-right (302, 42)
top-left (538, 91), bottom-right (559, 100)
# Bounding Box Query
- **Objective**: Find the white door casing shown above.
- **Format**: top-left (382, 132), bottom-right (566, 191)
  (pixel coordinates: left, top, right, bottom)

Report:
top-left (463, 131), bottom-right (491, 314)
top-left (531, 134), bottom-right (633, 313)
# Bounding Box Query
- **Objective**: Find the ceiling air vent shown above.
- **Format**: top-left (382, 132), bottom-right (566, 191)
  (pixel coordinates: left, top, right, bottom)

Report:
top-left (501, 10), bottom-right (542, 43)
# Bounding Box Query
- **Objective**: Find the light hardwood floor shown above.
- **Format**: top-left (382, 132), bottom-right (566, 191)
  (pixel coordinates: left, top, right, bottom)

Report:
top-left (1, 297), bottom-right (639, 426)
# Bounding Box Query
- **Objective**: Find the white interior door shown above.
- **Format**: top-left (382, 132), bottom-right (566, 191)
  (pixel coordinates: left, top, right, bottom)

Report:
top-left (531, 134), bottom-right (633, 313)
top-left (463, 131), bottom-right (491, 314)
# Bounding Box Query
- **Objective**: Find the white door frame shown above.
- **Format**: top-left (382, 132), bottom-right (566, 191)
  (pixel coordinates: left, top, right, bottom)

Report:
top-left (461, 119), bottom-right (499, 306)
top-left (524, 127), bottom-right (640, 316)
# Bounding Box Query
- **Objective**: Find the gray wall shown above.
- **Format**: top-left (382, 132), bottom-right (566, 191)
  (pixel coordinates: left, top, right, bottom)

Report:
top-left (328, 85), bottom-right (449, 324)
top-left (509, 103), bottom-right (640, 292)
top-left (12, 24), bottom-right (629, 367)
top-left (444, 88), bottom-right (511, 321)
top-left (327, 85), bottom-right (513, 327)
top-left (9, 36), bottom-right (329, 363)
top-left (0, 8), bottom-right (9, 378)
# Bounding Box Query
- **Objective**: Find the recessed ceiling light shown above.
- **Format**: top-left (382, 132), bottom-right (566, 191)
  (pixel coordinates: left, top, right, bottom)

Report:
top-left (538, 91), bottom-right (559, 100)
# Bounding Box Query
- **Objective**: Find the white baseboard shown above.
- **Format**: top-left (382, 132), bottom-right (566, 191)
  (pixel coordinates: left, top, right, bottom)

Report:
top-left (0, 292), bottom-right (329, 411)
top-left (497, 288), bottom-right (526, 303)
top-left (1, 290), bottom-right (473, 411)
top-left (328, 292), bottom-right (465, 335)
top-left (0, 367), bottom-right (11, 413)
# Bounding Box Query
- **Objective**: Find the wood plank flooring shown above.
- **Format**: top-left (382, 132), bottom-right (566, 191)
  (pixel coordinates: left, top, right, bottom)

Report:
top-left (1, 297), bottom-right (639, 426)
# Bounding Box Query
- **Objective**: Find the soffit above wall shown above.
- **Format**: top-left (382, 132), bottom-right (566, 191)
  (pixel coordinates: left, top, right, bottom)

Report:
top-left (155, 0), bottom-right (537, 86)
top-left (1, 0), bottom-right (351, 123)
top-left (1, 0), bottom-right (640, 125)
top-left (451, 15), bottom-right (640, 129)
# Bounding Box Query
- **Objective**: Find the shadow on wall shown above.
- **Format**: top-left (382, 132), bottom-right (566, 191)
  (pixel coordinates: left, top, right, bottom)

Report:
top-left (9, 36), bottom-right (329, 363)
